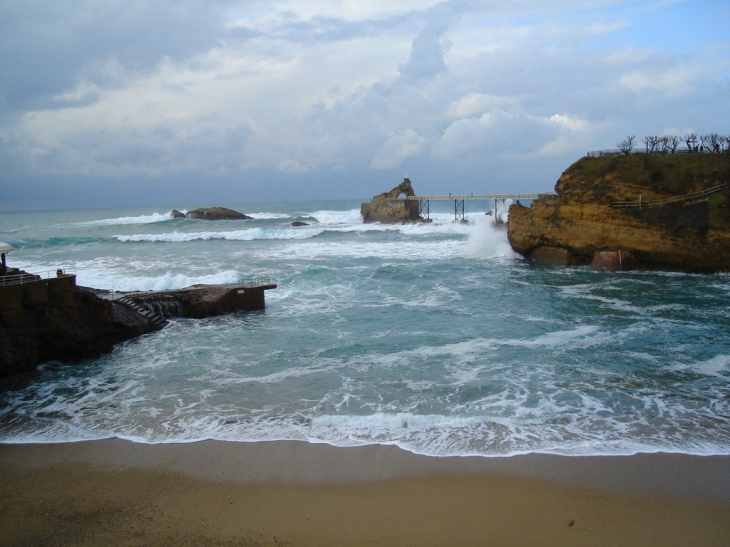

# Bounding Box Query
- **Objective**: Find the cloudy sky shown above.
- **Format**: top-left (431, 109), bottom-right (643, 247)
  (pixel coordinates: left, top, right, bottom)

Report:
top-left (1, 1), bottom-right (728, 211)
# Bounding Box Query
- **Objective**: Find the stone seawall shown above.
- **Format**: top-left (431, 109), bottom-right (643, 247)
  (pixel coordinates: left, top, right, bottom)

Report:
top-left (0, 275), bottom-right (161, 378)
top-left (0, 275), bottom-right (277, 381)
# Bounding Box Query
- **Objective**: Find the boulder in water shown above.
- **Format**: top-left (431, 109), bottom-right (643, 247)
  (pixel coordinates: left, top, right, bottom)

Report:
top-left (590, 250), bottom-right (640, 271)
top-left (186, 207), bottom-right (253, 220)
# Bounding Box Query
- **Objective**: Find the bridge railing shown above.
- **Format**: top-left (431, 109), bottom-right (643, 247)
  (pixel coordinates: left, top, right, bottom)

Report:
top-left (403, 193), bottom-right (550, 201)
top-left (0, 267), bottom-right (77, 287)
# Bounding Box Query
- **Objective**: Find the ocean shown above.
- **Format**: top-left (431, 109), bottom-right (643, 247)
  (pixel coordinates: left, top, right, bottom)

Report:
top-left (1, 199), bottom-right (729, 457)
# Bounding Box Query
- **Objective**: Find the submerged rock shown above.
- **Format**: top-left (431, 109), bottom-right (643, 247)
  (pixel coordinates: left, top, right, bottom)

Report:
top-left (360, 178), bottom-right (428, 224)
top-left (291, 221), bottom-right (309, 226)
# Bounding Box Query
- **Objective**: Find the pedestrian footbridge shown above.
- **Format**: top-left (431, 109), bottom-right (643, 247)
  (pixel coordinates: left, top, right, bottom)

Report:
top-left (399, 193), bottom-right (554, 221)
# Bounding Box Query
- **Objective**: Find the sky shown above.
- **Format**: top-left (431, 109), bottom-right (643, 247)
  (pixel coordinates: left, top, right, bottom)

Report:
top-left (0, 0), bottom-right (728, 211)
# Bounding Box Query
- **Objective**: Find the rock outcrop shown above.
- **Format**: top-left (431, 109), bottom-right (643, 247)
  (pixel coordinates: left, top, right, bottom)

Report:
top-left (172, 207), bottom-right (253, 220)
top-left (590, 250), bottom-right (640, 271)
top-left (0, 273), bottom-right (277, 381)
top-left (508, 154), bottom-right (730, 273)
top-left (361, 178), bottom-right (429, 224)
top-left (0, 274), bottom-right (162, 378)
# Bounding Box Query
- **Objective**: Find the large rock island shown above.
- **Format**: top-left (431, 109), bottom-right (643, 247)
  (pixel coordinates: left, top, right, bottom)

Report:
top-left (508, 153), bottom-right (730, 272)
top-left (361, 178), bottom-right (429, 224)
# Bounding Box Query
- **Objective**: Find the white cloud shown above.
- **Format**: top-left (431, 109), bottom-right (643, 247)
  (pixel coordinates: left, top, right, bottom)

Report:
top-left (278, 159), bottom-right (308, 172)
top-left (450, 93), bottom-right (521, 119)
top-left (619, 64), bottom-right (703, 97)
top-left (370, 129), bottom-right (427, 169)
top-left (433, 107), bottom-right (566, 160)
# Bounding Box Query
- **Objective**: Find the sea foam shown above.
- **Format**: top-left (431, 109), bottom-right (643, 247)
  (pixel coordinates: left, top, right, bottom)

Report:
top-left (79, 211), bottom-right (174, 226)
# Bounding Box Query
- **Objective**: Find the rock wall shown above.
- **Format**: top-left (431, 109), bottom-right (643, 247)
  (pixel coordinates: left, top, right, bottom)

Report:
top-left (507, 154), bottom-right (730, 272)
top-left (361, 178), bottom-right (427, 224)
top-left (0, 275), bottom-right (162, 378)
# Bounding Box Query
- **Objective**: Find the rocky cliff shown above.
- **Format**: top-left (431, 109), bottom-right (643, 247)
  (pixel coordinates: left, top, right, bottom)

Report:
top-left (0, 275), bottom-right (162, 378)
top-left (508, 154), bottom-right (730, 272)
top-left (361, 178), bottom-right (429, 224)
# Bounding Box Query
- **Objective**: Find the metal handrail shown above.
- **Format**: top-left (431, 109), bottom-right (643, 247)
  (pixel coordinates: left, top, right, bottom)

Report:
top-left (612, 183), bottom-right (727, 209)
top-left (239, 276), bottom-right (273, 288)
top-left (0, 267), bottom-right (77, 287)
top-left (404, 193), bottom-right (549, 201)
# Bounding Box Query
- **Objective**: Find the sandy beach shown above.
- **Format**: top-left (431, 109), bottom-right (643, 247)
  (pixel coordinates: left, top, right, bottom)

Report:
top-left (1, 439), bottom-right (729, 546)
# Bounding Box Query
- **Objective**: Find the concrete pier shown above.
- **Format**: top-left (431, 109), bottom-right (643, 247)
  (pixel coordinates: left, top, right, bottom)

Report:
top-left (113, 277), bottom-right (277, 321)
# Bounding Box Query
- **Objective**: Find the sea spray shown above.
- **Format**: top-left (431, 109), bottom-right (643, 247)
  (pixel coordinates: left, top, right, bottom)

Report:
top-left (464, 216), bottom-right (517, 258)
top-left (76, 269), bottom-right (246, 292)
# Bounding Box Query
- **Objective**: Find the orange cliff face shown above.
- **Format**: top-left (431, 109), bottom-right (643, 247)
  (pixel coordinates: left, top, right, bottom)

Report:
top-left (507, 153), bottom-right (730, 273)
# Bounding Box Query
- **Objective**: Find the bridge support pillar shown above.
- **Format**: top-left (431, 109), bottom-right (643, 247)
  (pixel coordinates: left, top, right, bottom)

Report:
top-left (454, 199), bottom-right (465, 221)
top-left (419, 199), bottom-right (430, 219)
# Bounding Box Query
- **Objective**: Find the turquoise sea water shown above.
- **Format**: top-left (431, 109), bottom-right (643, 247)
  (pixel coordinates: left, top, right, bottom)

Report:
top-left (1, 200), bottom-right (729, 456)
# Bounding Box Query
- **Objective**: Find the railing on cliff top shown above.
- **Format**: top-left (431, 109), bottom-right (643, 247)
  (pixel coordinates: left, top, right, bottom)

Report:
top-left (613, 183), bottom-right (727, 209)
top-left (586, 148), bottom-right (719, 158)
top-left (0, 267), bottom-right (77, 287)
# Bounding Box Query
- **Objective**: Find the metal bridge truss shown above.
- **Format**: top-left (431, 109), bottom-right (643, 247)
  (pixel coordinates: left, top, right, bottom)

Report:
top-left (454, 200), bottom-right (465, 221)
top-left (419, 199), bottom-right (430, 220)
top-left (404, 193), bottom-right (552, 222)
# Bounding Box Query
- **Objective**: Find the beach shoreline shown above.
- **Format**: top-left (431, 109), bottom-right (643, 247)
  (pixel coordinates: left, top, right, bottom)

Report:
top-left (2, 439), bottom-right (729, 546)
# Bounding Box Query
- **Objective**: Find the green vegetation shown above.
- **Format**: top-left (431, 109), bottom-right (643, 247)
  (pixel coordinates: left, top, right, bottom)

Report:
top-left (564, 153), bottom-right (730, 197)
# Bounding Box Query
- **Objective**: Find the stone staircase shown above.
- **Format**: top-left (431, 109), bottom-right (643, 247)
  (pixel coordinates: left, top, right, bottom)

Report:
top-left (117, 297), bottom-right (167, 328)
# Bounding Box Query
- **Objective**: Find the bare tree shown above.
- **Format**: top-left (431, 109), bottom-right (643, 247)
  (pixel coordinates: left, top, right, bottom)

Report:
top-left (699, 134), bottom-right (712, 152)
top-left (724, 136), bottom-right (730, 153)
top-left (642, 135), bottom-right (654, 154)
top-left (682, 133), bottom-right (697, 152)
top-left (666, 135), bottom-right (680, 154)
top-left (707, 133), bottom-right (722, 153)
top-left (650, 136), bottom-right (662, 153)
top-left (617, 135), bottom-right (635, 155)
top-left (658, 136), bottom-right (671, 153)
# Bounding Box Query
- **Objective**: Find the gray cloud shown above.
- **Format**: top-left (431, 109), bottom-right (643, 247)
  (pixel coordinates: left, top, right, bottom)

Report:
top-left (0, 0), bottom-right (232, 113)
top-left (1, 1), bottom-right (729, 210)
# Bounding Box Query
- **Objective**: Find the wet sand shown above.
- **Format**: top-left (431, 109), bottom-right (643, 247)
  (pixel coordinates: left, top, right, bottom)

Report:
top-left (1, 439), bottom-right (729, 546)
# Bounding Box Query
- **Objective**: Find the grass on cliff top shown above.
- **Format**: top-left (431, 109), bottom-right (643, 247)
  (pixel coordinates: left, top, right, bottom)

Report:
top-left (559, 153), bottom-right (730, 202)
